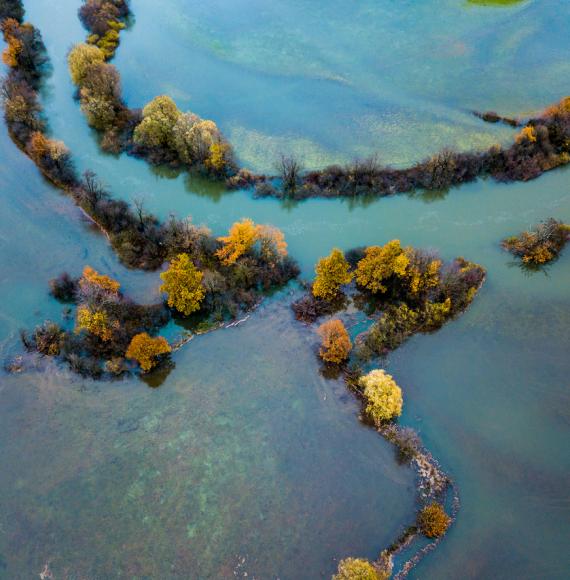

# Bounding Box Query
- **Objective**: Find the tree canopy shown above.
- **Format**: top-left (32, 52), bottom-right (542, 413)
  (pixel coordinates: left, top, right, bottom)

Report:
top-left (359, 369), bottom-right (403, 424)
top-left (159, 253), bottom-right (205, 316)
top-left (126, 332), bottom-right (171, 372)
top-left (312, 248), bottom-right (353, 300)
top-left (67, 42), bottom-right (105, 85)
top-left (318, 319), bottom-right (351, 364)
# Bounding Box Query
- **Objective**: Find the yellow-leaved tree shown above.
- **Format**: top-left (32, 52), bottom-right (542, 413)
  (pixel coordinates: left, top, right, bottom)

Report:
top-left (75, 305), bottom-right (114, 341)
top-left (133, 95), bottom-right (181, 148)
top-left (356, 240), bottom-right (410, 294)
top-left (126, 332), bottom-right (171, 372)
top-left (67, 43), bottom-right (105, 86)
top-left (312, 248), bottom-right (353, 300)
top-left (159, 253), bottom-right (205, 316)
top-left (333, 557), bottom-right (389, 580)
top-left (359, 369), bottom-right (403, 424)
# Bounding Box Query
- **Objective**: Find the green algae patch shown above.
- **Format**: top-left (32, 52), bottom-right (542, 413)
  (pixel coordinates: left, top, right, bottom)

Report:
top-left (467, 0), bottom-right (527, 6)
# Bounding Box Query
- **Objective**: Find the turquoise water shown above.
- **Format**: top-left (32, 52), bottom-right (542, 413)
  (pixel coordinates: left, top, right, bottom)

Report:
top-left (1, 0), bottom-right (569, 577)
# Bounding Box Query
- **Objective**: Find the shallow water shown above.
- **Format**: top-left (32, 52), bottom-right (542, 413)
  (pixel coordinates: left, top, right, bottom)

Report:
top-left (1, 0), bottom-right (570, 578)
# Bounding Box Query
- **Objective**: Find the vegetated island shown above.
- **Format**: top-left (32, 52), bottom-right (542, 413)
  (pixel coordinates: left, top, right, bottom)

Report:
top-left (22, 215), bottom-right (295, 379)
top-left (68, 1), bottom-right (570, 204)
top-left (293, 242), bottom-right (486, 578)
top-left (501, 218), bottom-right (570, 267)
top-left (68, 0), bottom-right (235, 177)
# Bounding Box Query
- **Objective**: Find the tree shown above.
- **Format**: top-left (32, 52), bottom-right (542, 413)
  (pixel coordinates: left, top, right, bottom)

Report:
top-left (417, 503), bottom-right (451, 538)
top-left (359, 369), bottom-right (403, 424)
top-left (333, 557), bottom-right (388, 580)
top-left (216, 218), bottom-right (258, 265)
top-left (126, 332), bottom-right (171, 372)
top-left (318, 319), bottom-right (351, 364)
top-left (405, 248), bottom-right (441, 296)
top-left (256, 224), bottom-right (288, 264)
top-left (79, 265), bottom-right (121, 294)
top-left (159, 253), bottom-right (205, 316)
top-left (187, 119), bottom-right (223, 162)
top-left (67, 43), bottom-right (105, 86)
top-left (78, 61), bottom-right (121, 129)
top-left (75, 305), bottom-right (114, 341)
top-left (80, 94), bottom-right (116, 130)
top-left (312, 248), bottom-right (353, 300)
top-left (171, 112), bottom-right (200, 163)
top-left (205, 140), bottom-right (232, 174)
top-left (356, 240), bottom-right (410, 294)
top-left (277, 155), bottom-right (302, 195)
top-left (356, 240), bottom-right (410, 293)
top-left (133, 95), bottom-right (181, 148)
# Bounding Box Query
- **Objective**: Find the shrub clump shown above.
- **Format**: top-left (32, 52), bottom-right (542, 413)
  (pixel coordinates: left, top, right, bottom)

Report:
top-left (317, 319), bottom-right (352, 364)
top-left (501, 218), bottom-right (570, 265)
top-left (359, 369), bottom-right (403, 425)
top-left (417, 503), bottom-right (451, 539)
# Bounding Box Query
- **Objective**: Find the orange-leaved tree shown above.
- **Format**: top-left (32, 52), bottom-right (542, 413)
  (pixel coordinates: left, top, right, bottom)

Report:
top-left (126, 332), bottom-right (171, 372)
top-left (80, 265), bottom-right (121, 294)
top-left (317, 319), bottom-right (352, 364)
top-left (215, 218), bottom-right (259, 265)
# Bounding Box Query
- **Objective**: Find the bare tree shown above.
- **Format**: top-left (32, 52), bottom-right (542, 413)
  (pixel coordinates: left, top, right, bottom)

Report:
top-left (276, 155), bottom-right (303, 195)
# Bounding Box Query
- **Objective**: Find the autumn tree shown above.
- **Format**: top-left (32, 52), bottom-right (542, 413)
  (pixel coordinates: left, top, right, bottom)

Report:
top-left (417, 503), bottom-right (451, 538)
top-left (256, 224), bottom-right (288, 264)
top-left (1, 19), bottom-right (46, 76)
top-left (312, 248), bottom-right (353, 300)
top-left (67, 43), bottom-right (105, 85)
top-left (359, 369), bottom-right (403, 424)
top-left (205, 140), bottom-right (233, 174)
top-left (79, 265), bottom-right (121, 294)
top-left (405, 248), bottom-right (441, 297)
top-left (333, 558), bottom-right (388, 580)
top-left (356, 240), bottom-right (409, 294)
top-left (502, 218), bottom-right (570, 265)
top-left (133, 95), bottom-right (181, 148)
top-left (75, 305), bottom-right (114, 341)
top-left (216, 218), bottom-right (258, 265)
top-left (318, 319), bottom-right (352, 364)
top-left (126, 332), bottom-right (171, 372)
top-left (78, 62), bottom-right (122, 130)
top-left (159, 253), bottom-right (205, 316)
top-left (171, 112), bottom-right (200, 163)
top-left (187, 119), bottom-right (222, 161)
top-left (1, 18), bottom-right (22, 67)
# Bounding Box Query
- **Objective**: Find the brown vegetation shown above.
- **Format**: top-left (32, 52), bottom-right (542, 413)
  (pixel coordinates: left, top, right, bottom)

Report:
top-left (502, 218), bottom-right (570, 266)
